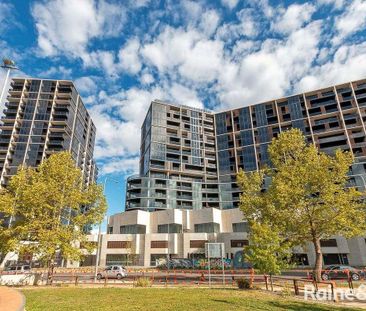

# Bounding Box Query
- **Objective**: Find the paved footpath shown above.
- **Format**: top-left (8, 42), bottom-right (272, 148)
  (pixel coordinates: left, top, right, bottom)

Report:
top-left (0, 286), bottom-right (25, 311)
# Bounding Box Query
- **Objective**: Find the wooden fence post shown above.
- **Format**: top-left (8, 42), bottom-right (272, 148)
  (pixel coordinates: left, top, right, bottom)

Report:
top-left (331, 282), bottom-right (338, 302)
top-left (270, 275), bottom-right (273, 291)
top-left (293, 279), bottom-right (299, 296)
top-left (264, 275), bottom-right (268, 291)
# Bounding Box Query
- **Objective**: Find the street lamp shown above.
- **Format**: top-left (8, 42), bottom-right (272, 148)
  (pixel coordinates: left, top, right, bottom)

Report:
top-left (167, 209), bottom-right (170, 271)
top-left (0, 58), bottom-right (18, 107)
top-left (94, 177), bottom-right (119, 282)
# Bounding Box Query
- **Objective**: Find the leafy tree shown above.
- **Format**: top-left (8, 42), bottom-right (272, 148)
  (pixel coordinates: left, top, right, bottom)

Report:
top-left (0, 152), bottom-right (106, 283)
top-left (245, 222), bottom-right (293, 275)
top-left (237, 129), bottom-right (366, 281)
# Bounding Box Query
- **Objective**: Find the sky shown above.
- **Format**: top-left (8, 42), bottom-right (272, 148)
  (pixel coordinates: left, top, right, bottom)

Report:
top-left (1, 0), bottom-right (366, 221)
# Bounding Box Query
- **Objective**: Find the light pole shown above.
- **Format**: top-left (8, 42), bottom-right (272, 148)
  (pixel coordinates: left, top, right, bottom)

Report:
top-left (167, 210), bottom-right (170, 271)
top-left (94, 177), bottom-right (119, 282)
top-left (0, 58), bottom-right (18, 107)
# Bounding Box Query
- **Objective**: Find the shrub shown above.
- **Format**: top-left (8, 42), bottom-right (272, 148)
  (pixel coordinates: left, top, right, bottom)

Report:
top-left (135, 277), bottom-right (151, 287)
top-left (280, 283), bottom-right (292, 297)
top-left (236, 278), bottom-right (251, 289)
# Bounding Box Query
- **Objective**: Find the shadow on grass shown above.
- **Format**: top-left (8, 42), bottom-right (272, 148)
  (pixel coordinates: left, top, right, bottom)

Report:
top-left (210, 299), bottom-right (236, 305)
top-left (269, 301), bottom-right (360, 311)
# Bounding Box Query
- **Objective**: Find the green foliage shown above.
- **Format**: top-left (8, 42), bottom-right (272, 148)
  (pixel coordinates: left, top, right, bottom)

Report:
top-left (245, 222), bottom-right (293, 275)
top-left (237, 129), bottom-right (366, 280)
top-left (135, 277), bottom-right (151, 287)
top-left (0, 152), bottom-right (106, 266)
top-left (236, 278), bottom-right (252, 289)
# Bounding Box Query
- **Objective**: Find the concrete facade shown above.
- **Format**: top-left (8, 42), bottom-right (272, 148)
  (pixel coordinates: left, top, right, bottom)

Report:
top-left (95, 208), bottom-right (366, 268)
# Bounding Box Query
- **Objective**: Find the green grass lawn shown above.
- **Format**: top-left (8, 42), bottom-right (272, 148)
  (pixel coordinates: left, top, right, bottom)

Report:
top-left (22, 288), bottom-right (362, 311)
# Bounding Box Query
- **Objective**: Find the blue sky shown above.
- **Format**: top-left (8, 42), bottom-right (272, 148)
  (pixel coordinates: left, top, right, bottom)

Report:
top-left (1, 0), bottom-right (366, 222)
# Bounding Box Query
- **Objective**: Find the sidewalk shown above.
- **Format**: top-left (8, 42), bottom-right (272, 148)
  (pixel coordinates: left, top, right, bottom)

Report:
top-left (0, 286), bottom-right (25, 311)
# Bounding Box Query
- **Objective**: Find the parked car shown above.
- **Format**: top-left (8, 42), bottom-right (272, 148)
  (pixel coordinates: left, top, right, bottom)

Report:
top-left (321, 265), bottom-right (364, 281)
top-left (3, 264), bottom-right (31, 274)
top-left (97, 265), bottom-right (128, 280)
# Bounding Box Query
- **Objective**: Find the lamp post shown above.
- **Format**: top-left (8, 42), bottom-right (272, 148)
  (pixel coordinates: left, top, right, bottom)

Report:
top-left (167, 210), bottom-right (170, 271)
top-left (94, 177), bottom-right (119, 282)
top-left (0, 58), bottom-right (18, 107)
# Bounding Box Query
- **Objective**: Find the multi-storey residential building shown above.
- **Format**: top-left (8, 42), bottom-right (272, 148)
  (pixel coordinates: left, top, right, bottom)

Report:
top-left (95, 79), bottom-right (366, 268)
top-left (0, 78), bottom-right (97, 188)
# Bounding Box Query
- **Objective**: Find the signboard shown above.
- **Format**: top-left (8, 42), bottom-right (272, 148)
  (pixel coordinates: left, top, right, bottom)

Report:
top-left (205, 243), bottom-right (225, 259)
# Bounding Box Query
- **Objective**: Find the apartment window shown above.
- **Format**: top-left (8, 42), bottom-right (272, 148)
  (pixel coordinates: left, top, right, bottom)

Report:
top-left (323, 253), bottom-right (349, 265)
top-left (157, 224), bottom-right (182, 233)
top-left (150, 254), bottom-right (166, 266)
top-left (232, 222), bottom-right (249, 232)
top-left (107, 226), bottom-right (113, 234)
top-left (106, 254), bottom-right (127, 266)
top-left (107, 241), bottom-right (131, 249)
top-left (320, 239), bottom-right (338, 247)
top-left (120, 224), bottom-right (146, 234)
top-left (291, 254), bottom-right (309, 266)
top-left (151, 241), bottom-right (168, 248)
top-left (231, 240), bottom-right (249, 248)
top-left (190, 240), bottom-right (207, 248)
top-left (194, 222), bottom-right (220, 233)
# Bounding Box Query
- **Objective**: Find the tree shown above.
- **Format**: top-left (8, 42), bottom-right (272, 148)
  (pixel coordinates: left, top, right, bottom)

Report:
top-left (0, 152), bottom-right (106, 283)
top-left (245, 222), bottom-right (293, 275)
top-left (237, 129), bottom-right (366, 281)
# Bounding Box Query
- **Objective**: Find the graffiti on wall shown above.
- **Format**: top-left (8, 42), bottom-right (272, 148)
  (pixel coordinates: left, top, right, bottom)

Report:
top-left (156, 258), bottom-right (232, 269)
top-left (156, 251), bottom-right (252, 269)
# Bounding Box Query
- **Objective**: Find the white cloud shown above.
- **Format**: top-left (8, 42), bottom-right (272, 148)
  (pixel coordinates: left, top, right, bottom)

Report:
top-left (129, 0), bottom-right (151, 8)
top-left (141, 27), bottom-right (200, 72)
top-left (216, 21), bottom-right (322, 109)
top-left (199, 9), bottom-right (220, 37)
top-left (221, 0), bottom-right (239, 10)
top-left (332, 0), bottom-right (366, 45)
top-left (271, 3), bottom-right (316, 35)
top-left (178, 39), bottom-right (224, 83)
top-left (83, 50), bottom-right (117, 77)
top-left (0, 2), bottom-right (14, 34)
top-left (317, 0), bottom-right (345, 10)
top-left (140, 72), bottom-right (154, 85)
top-left (168, 83), bottom-right (203, 108)
top-left (118, 38), bottom-right (142, 75)
top-left (99, 157), bottom-right (139, 175)
top-left (38, 66), bottom-right (72, 79)
top-left (296, 42), bottom-right (366, 92)
top-left (216, 9), bottom-right (258, 41)
top-left (74, 76), bottom-right (96, 94)
top-left (32, 0), bottom-right (125, 57)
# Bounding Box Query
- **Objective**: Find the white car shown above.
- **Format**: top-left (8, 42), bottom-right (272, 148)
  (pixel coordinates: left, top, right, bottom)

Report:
top-left (4, 264), bottom-right (31, 274)
top-left (97, 265), bottom-right (128, 280)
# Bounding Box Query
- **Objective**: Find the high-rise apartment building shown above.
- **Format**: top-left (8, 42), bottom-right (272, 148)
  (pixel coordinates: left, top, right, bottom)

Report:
top-left (126, 79), bottom-right (366, 213)
top-left (95, 79), bottom-right (366, 268)
top-left (0, 78), bottom-right (97, 187)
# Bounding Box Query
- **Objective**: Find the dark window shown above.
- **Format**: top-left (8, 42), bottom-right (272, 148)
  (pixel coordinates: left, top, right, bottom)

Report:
top-left (120, 225), bottom-right (146, 234)
top-left (107, 241), bottom-right (131, 249)
top-left (190, 240), bottom-right (207, 248)
top-left (232, 222), bottom-right (249, 232)
top-left (320, 239), bottom-right (338, 247)
top-left (157, 224), bottom-right (182, 233)
top-left (194, 222), bottom-right (220, 233)
top-left (323, 253), bottom-right (348, 265)
top-left (151, 241), bottom-right (168, 248)
top-left (291, 254), bottom-right (309, 266)
top-left (231, 240), bottom-right (249, 247)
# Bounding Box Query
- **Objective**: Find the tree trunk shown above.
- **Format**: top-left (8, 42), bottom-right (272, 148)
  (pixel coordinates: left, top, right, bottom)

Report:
top-left (312, 237), bottom-right (322, 282)
top-left (47, 259), bottom-right (55, 285)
